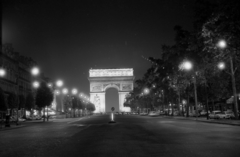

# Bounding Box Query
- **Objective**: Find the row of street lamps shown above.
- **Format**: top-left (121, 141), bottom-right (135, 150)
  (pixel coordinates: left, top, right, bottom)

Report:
top-left (137, 39), bottom-right (238, 119)
top-left (0, 66), bottom-right (40, 125)
top-left (0, 66), bottom-right (91, 122)
top-left (180, 39), bottom-right (238, 119)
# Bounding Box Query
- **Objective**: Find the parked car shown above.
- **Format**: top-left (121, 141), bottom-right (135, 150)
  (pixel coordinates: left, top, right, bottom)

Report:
top-left (148, 111), bottom-right (160, 117)
top-left (224, 111), bottom-right (235, 119)
top-left (173, 111), bottom-right (179, 116)
top-left (209, 110), bottom-right (221, 119)
top-left (139, 112), bottom-right (148, 116)
top-left (217, 112), bottom-right (231, 119)
top-left (200, 110), bottom-right (210, 116)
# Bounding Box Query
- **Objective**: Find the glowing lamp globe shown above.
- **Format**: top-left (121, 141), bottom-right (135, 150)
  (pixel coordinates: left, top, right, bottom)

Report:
top-left (183, 61), bottom-right (192, 70)
top-left (217, 40), bottom-right (227, 49)
top-left (55, 90), bottom-right (60, 95)
top-left (144, 88), bottom-right (149, 94)
top-left (0, 68), bottom-right (6, 77)
top-left (56, 80), bottom-right (63, 87)
top-left (31, 67), bottom-right (40, 76)
top-left (62, 88), bottom-right (68, 94)
top-left (33, 81), bottom-right (40, 88)
top-left (218, 62), bottom-right (225, 70)
top-left (72, 88), bottom-right (78, 95)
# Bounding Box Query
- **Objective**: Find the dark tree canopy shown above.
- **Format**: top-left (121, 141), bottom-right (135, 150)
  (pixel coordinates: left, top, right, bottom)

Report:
top-left (8, 93), bottom-right (17, 109)
top-left (19, 95), bottom-right (26, 109)
top-left (35, 81), bottom-right (54, 109)
top-left (0, 87), bottom-right (7, 111)
top-left (25, 93), bottom-right (34, 111)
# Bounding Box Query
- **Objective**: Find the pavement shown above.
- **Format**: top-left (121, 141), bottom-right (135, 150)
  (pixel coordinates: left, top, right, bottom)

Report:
top-left (0, 116), bottom-right (91, 131)
top-left (1, 115), bottom-right (240, 131)
top-left (162, 115), bottom-right (240, 126)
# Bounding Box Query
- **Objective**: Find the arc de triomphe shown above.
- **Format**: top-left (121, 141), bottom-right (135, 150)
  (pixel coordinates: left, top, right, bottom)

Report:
top-left (88, 68), bottom-right (134, 113)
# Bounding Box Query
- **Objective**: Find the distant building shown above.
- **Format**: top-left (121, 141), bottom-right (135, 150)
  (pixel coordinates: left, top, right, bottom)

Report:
top-left (0, 44), bottom-right (37, 106)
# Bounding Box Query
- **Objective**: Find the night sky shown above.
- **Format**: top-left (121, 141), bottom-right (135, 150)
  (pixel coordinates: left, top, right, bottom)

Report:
top-left (2, 0), bottom-right (195, 95)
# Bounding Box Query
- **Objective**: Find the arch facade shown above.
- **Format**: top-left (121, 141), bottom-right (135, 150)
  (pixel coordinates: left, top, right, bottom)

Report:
top-left (88, 68), bottom-right (134, 113)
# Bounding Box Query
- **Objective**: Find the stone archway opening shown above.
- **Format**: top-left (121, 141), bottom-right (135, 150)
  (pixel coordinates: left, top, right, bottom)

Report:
top-left (105, 88), bottom-right (119, 112)
top-left (88, 68), bottom-right (134, 113)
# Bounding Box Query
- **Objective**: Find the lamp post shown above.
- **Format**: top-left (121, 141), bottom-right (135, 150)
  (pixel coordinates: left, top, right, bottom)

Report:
top-left (55, 79), bottom-right (64, 112)
top-left (71, 88), bottom-right (78, 117)
top-left (14, 67), bottom-right (39, 125)
top-left (217, 40), bottom-right (239, 119)
top-left (143, 88), bottom-right (150, 113)
top-left (0, 68), bottom-right (10, 127)
top-left (180, 60), bottom-right (198, 119)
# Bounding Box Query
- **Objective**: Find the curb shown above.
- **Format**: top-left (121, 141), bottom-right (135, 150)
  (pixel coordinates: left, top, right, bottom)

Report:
top-left (0, 125), bottom-right (26, 131)
top-left (162, 116), bottom-right (240, 126)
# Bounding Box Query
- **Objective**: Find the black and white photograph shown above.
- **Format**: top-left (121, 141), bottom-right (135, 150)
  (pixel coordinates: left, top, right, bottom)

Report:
top-left (1, 0), bottom-right (240, 156)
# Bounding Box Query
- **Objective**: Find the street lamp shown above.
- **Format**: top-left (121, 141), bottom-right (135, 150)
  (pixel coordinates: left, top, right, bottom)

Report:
top-left (0, 68), bottom-right (6, 77)
top-left (31, 67), bottom-right (40, 76)
top-left (143, 88), bottom-right (150, 95)
top-left (217, 62), bottom-right (225, 70)
top-left (180, 60), bottom-right (198, 119)
top-left (217, 39), bottom-right (239, 119)
top-left (72, 88), bottom-right (78, 95)
top-left (62, 88), bottom-right (68, 95)
top-left (56, 80), bottom-right (63, 87)
top-left (32, 81), bottom-right (40, 88)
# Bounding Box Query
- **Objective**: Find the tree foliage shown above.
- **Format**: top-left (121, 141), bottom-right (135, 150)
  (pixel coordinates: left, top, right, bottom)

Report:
top-left (35, 81), bottom-right (54, 109)
top-left (126, 0), bottom-right (240, 114)
top-left (25, 93), bottom-right (34, 111)
top-left (19, 95), bottom-right (26, 109)
top-left (0, 87), bottom-right (7, 111)
top-left (8, 93), bottom-right (17, 109)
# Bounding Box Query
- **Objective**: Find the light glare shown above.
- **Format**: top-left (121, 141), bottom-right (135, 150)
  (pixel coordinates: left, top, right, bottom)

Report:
top-left (217, 40), bottom-right (227, 49)
top-left (62, 88), bottom-right (68, 94)
top-left (56, 80), bottom-right (63, 87)
top-left (0, 68), bottom-right (6, 77)
top-left (33, 81), bottom-right (40, 88)
top-left (183, 61), bottom-right (192, 70)
top-left (144, 88), bottom-right (149, 94)
top-left (31, 67), bottom-right (40, 76)
top-left (72, 88), bottom-right (78, 95)
top-left (218, 62), bottom-right (225, 70)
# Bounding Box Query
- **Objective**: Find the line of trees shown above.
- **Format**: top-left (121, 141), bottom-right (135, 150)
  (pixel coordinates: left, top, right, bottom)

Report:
top-left (125, 0), bottom-right (240, 119)
top-left (0, 87), bottom-right (35, 117)
top-left (64, 95), bottom-right (95, 117)
top-left (0, 80), bottom-right (54, 122)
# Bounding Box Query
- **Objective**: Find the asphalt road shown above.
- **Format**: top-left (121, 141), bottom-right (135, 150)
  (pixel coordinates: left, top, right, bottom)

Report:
top-left (0, 114), bottom-right (240, 157)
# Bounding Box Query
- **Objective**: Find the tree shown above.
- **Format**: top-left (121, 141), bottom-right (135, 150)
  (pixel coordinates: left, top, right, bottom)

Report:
top-left (72, 96), bottom-right (78, 117)
top-left (201, 0), bottom-right (240, 119)
top-left (63, 95), bottom-right (72, 113)
top-left (8, 93), bottom-right (17, 110)
top-left (0, 88), bottom-right (7, 111)
top-left (35, 81), bottom-right (54, 121)
top-left (25, 93), bottom-right (34, 111)
top-left (19, 95), bottom-right (26, 109)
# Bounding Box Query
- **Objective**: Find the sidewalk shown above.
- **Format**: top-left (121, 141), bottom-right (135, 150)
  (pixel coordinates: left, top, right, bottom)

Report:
top-left (0, 123), bottom-right (26, 131)
top-left (163, 115), bottom-right (240, 126)
top-left (0, 116), bottom-right (91, 131)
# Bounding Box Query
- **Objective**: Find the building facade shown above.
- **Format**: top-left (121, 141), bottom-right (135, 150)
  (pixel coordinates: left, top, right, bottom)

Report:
top-left (0, 44), bottom-right (37, 108)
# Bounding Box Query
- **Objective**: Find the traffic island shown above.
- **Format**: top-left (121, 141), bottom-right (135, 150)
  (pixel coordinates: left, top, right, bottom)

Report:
top-left (108, 120), bottom-right (116, 124)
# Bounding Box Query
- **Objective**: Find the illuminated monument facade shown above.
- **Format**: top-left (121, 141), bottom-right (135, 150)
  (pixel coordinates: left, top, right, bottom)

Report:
top-left (88, 68), bottom-right (134, 113)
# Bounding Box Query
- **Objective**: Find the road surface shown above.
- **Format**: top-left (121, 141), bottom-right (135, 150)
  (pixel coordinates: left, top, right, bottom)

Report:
top-left (1, 114), bottom-right (240, 157)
